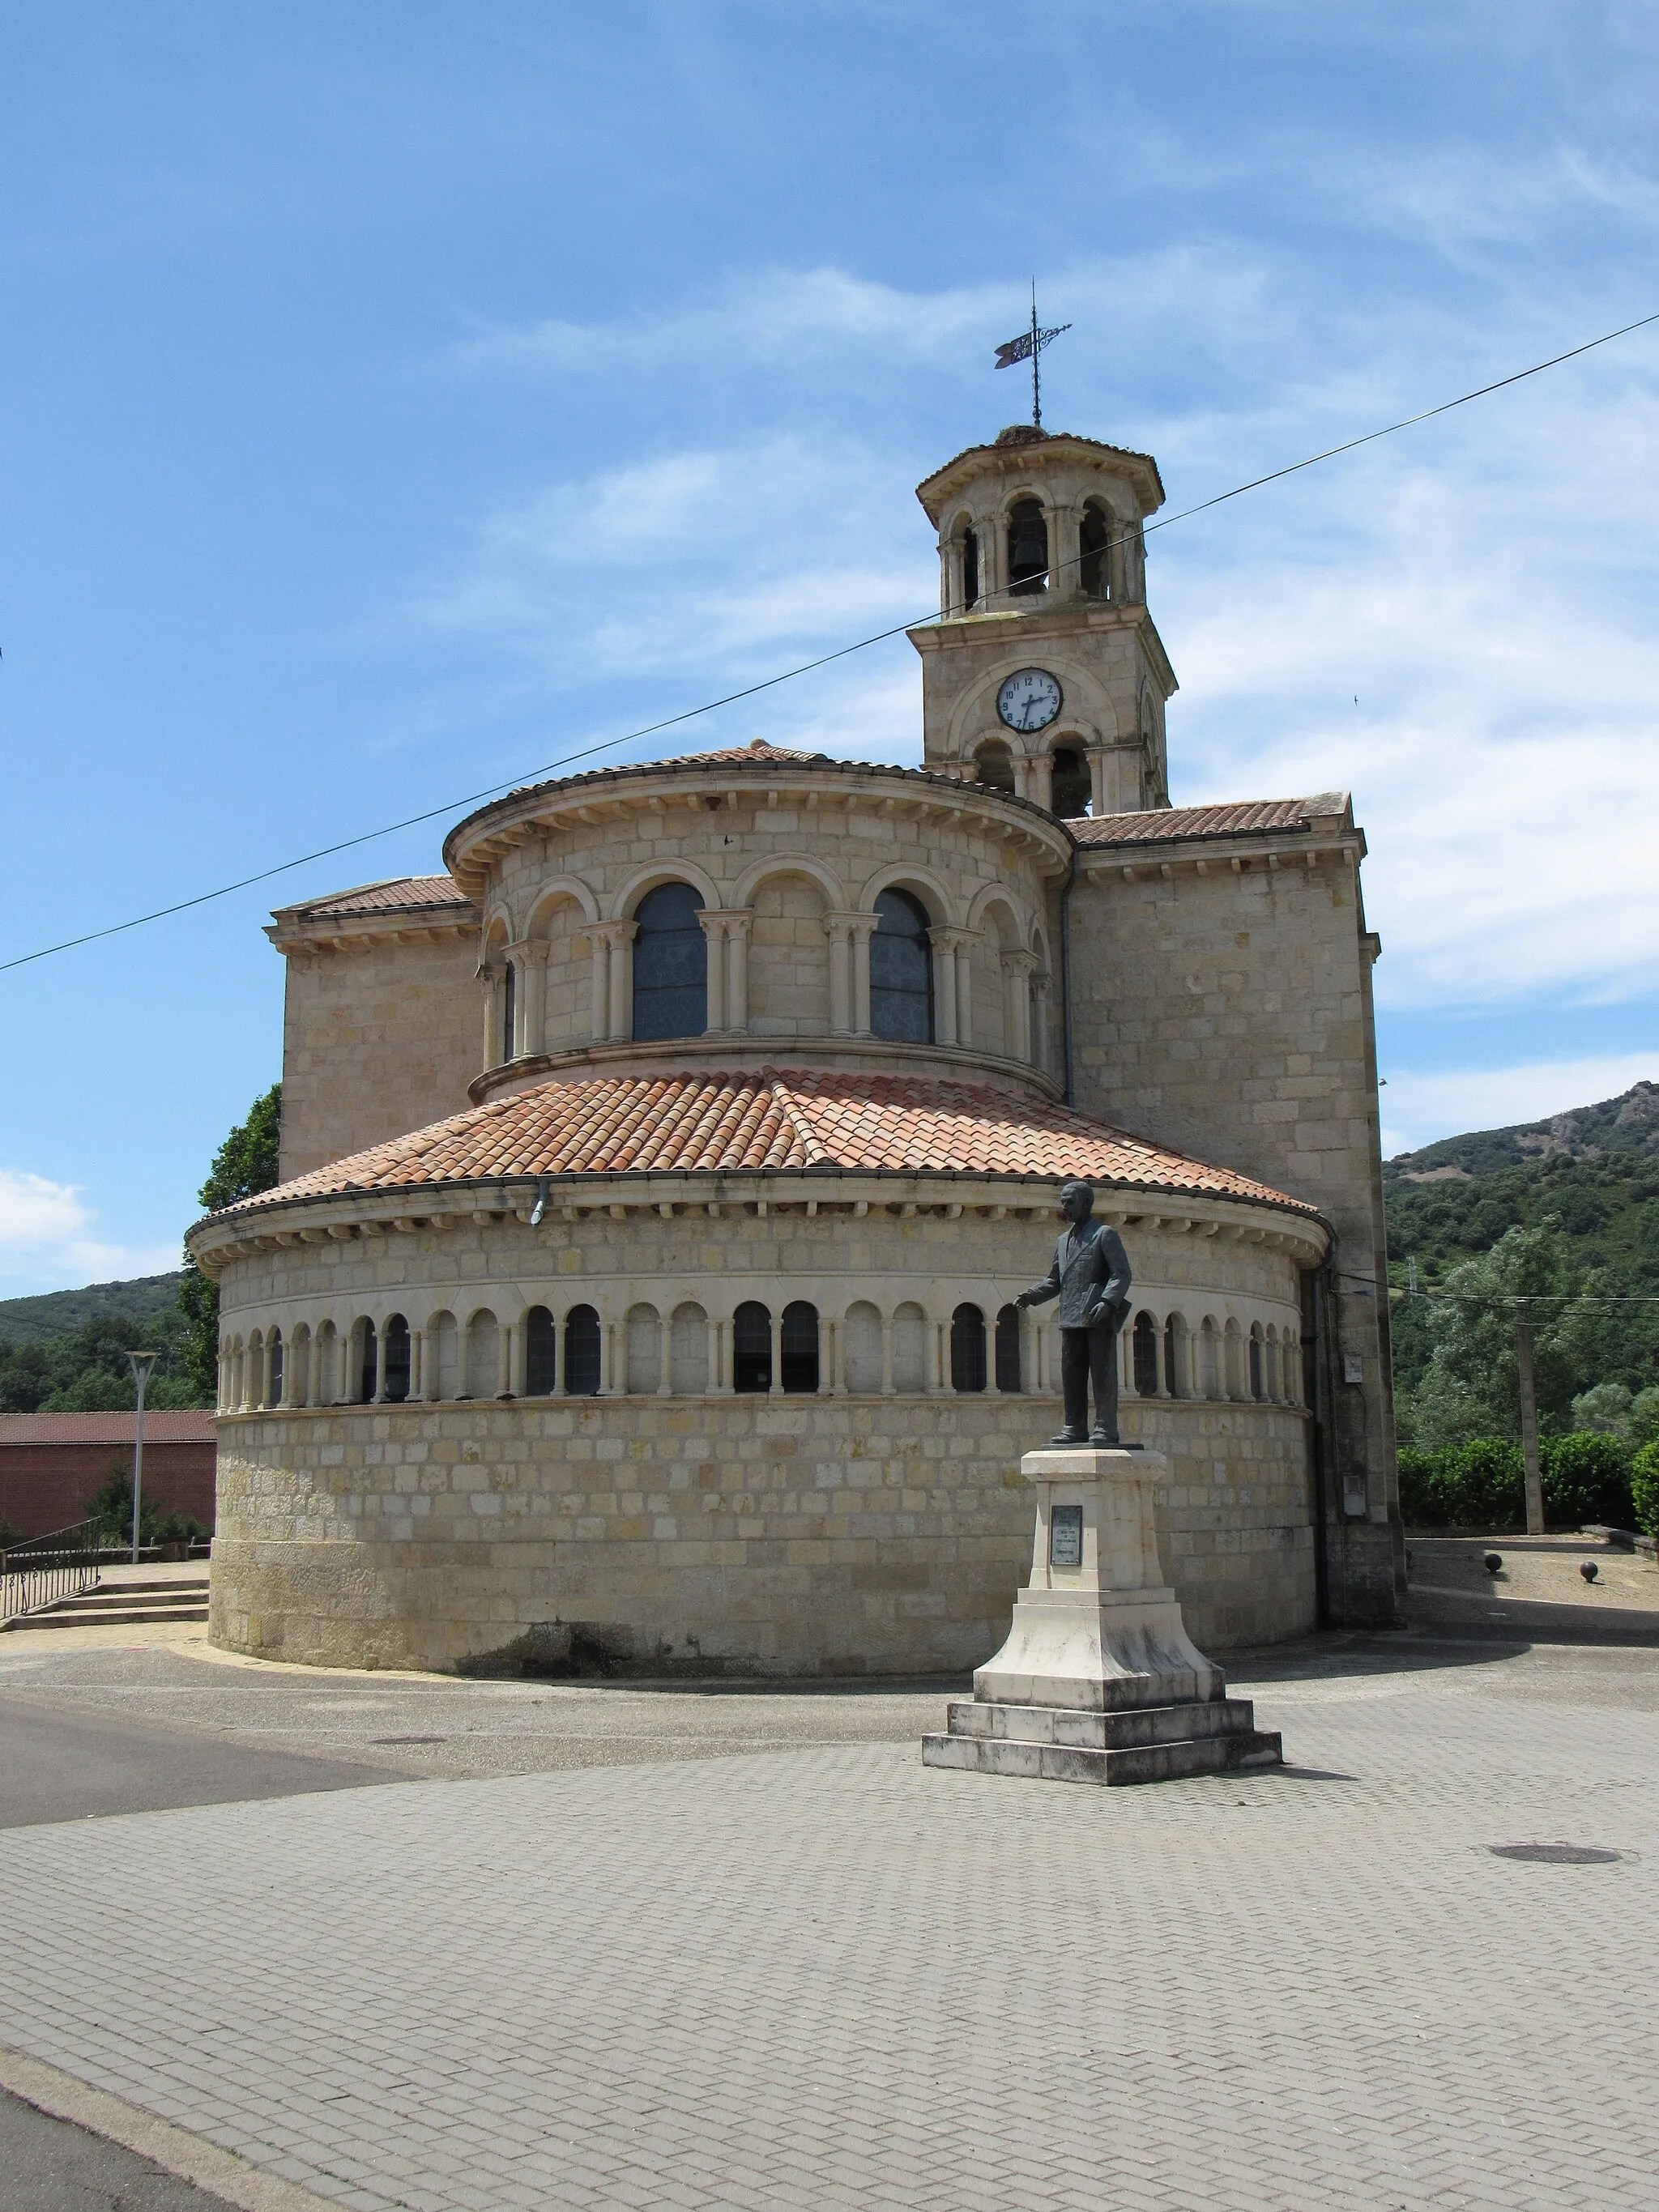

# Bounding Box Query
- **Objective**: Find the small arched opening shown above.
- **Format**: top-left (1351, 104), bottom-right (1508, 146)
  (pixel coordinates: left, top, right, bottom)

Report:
top-left (357, 1319), bottom-right (378, 1404)
top-left (267, 1330), bottom-right (284, 1408)
top-left (950, 1303), bottom-right (987, 1393)
top-left (869, 889), bottom-right (934, 1044)
top-left (1079, 500), bottom-right (1113, 599)
top-left (525, 1306), bottom-right (557, 1396)
top-left (1007, 499), bottom-right (1048, 595)
top-left (994, 1304), bottom-right (1022, 1392)
top-left (781, 1302), bottom-right (820, 1393)
top-left (626, 1305), bottom-right (662, 1395)
top-left (1249, 1325), bottom-right (1265, 1402)
top-left (1050, 743), bottom-right (1091, 818)
top-left (383, 1315), bottom-right (411, 1403)
top-left (734, 1301), bottom-right (772, 1394)
top-left (972, 737), bottom-right (1016, 795)
top-left (1132, 1311), bottom-right (1160, 1396)
top-left (632, 881), bottom-right (708, 1040)
top-left (563, 1306), bottom-right (601, 1396)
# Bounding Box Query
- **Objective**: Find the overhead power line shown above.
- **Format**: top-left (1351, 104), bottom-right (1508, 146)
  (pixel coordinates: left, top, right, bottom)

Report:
top-left (4, 304), bottom-right (1657, 978)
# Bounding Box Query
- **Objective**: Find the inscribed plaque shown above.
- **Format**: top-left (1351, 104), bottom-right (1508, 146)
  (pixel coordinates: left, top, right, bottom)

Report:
top-left (1049, 1503), bottom-right (1084, 1568)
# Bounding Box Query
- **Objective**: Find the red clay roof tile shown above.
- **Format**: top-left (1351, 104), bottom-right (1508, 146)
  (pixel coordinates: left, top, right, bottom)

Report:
top-left (275, 876), bottom-right (476, 922)
top-left (1070, 796), bottom-right (1349, 845)
top-left (211, 1069), bottom-right (1318, 1219)
top-left (0, 1411), bottom-right (218, 1447)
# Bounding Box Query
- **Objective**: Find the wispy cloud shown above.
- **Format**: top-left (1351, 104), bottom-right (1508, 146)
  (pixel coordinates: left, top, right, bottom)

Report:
top-left (0, 1169), bottom-right (178, 1294)
top-left (1380, 1052), bottom-right (1659, 1158)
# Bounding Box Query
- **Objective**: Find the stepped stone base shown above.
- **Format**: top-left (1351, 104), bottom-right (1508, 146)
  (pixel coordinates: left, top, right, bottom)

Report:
top-left (922, 1445), bottom-right (1284, 1788)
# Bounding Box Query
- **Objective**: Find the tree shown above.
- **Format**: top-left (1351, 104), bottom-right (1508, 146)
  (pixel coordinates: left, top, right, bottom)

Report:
top-left (176, 1084), bottom-right (283, 1402)
top-left (1408, 1222), bottom-right (1584, 1451)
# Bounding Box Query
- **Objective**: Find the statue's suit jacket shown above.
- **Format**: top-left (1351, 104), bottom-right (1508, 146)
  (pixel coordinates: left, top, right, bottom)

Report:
top-left (1023, 1218), bottom-right (1132, 1330)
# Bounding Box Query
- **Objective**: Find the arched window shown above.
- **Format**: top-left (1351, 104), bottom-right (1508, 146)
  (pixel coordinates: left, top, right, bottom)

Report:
top-left (781, 1302), bottom-right (819, 1393)
top-left (951, 1303), bottom-right (987, 1392)
top-left (267, 1331), bottom-right (284, 1407)
top-left (358, 1320), bottom-right (378, 1404)
top-left (892, 1302), bottom-right (927, 1392)
top-left (1050, 744), bottom-right (1090, 817)
top-left (463, 1311), bottom-right (498, 1400)
top-left (1133, 1312), bottom-right (1159, 1396)
top-left (734, 1302), bottom-right (772, 1393)
top-left (869, 889), bottom-right (933, 1044)
top-left (1163, 1315), bottom-right (1180, 1398)
top-left (995, 1304), bottom-right (1022, 1392)
top-left (563, 1305), bottom-right (601, 1396)
top-left (972, 738), bottom-right (1015, 794)
top-left (384, 1315), bottom-right (411, 1403)
top-left (501, 961), bottom-right (517, 1061)
top-left (1249, 1328), bottom-right (1265, 1401)
top-left (632, 882), bottom-right (707, 1040)
top-left (1008, 499), bottom-right (1047, 595)
top-left (525, 1306), bottom-right (557, 1396)
top-left (1079, 501), bottom-right (1112, 599)
top-left (961, 526), bottom-right (979, 610)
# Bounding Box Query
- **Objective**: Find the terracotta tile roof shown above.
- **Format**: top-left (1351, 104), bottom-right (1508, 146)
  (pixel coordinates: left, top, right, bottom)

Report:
top-left (0, 1411), bottom-right (217, 1447)
top-left (651, 740), bottom-right (834, 767)
top-left (211, 1069), bottom-right (1318, 1220)
top-left (274, 876), bottom-right (476, 923)
top-left (1069, 795), bottom-right (1350, 846)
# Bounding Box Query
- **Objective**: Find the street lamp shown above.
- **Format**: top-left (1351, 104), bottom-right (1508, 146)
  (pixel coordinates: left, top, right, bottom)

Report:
top-left (127, 1350), bottom-right (160, 1564)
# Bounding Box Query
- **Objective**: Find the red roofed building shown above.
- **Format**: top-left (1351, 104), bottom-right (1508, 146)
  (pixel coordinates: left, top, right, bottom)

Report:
top-left (191, 421), bottom-right (1401, 1676)
top-left (0, 1411), bottom-right (217, 1543)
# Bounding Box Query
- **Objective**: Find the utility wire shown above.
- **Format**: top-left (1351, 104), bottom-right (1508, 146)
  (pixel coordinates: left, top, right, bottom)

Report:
top-left (5, 304), bottom-right (1657, 978)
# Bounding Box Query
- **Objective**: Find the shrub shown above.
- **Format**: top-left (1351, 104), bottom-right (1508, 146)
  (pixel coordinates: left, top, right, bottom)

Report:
top-left (1395, 1447), bottom-right (1443, 1525)
top-left (1628, 1438), bottom-right (1659, 1540)
top-left (1540, 1431), bottom-right (1635, 1530)
top-left (1396, 1439), bottom-right (1524, 1529)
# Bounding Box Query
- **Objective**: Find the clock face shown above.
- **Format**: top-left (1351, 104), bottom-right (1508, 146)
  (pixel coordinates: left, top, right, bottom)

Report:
top-left (996, 667), bottom-right (1063, 734)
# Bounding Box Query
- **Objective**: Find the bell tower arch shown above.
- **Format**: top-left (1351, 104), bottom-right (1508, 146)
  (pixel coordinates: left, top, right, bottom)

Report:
top-left (909, 425), bottom-right (1175, 818)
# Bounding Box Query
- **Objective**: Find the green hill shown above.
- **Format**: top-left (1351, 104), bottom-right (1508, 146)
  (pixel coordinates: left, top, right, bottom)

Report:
top-left (0, 1272), bottom-right (186, 1349)
top-left (1384, 1080), bottom-right (1659, 1290)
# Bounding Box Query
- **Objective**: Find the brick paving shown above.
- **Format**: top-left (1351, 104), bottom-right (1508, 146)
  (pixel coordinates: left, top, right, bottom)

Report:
top-left (2, 1647), bottom-right (1657, 2211)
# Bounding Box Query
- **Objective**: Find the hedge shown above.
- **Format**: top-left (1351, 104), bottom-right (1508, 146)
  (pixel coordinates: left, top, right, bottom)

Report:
top-left (1633, 1439), bottom-right (1659, 1541)
top-left (1397, 1433), bottom-right (1637, 1532)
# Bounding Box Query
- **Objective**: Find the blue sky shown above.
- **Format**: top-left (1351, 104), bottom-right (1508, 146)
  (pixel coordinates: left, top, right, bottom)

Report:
top-left (2, 1), bottom-right (1657, 1293)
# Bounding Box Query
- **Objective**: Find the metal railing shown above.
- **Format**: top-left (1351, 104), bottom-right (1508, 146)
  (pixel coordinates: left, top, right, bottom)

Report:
top-left (1, 1519), bottom-right (101, 1626)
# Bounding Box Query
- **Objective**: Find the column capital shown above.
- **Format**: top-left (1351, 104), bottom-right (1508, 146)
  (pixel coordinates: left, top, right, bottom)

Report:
top-left (928, 924), bottom-right (978, 955)
top-left (1000, 948), bottom-right (1039, 978)
top-left (697, 906), bottom-right (752, 936)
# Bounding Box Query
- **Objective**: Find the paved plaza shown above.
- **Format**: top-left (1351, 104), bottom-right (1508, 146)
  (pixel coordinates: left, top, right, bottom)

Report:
top-left (2, 1546), bottom-right (1657, 2212)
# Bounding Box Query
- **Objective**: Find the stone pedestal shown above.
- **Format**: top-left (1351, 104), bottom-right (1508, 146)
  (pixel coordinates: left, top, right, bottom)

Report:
top-left (922, 1447), bottom-right (1282, 1785)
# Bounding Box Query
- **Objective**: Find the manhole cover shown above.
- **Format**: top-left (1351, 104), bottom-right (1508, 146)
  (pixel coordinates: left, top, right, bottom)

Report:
top-left (372, 1734), bottom-right (448, 1745)
top-left (1488, 1842), bottom-right (1622, 1865)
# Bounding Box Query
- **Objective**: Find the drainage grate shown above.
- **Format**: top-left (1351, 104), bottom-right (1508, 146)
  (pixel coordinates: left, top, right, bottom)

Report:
top-left (371, 1734), bottom-right (448, 1745)
top-left (1488, 1842), bottom-right (1622, 1865)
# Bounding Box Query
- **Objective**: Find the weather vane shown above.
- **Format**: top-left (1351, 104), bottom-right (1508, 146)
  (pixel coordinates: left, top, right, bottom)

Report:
top-left (994, 283), bottom-right (1071, 429)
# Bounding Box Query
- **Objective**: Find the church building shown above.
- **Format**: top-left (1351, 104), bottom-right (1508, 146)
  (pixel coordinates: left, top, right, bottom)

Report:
top-left (189, 423), bottom-right (1404, 1673)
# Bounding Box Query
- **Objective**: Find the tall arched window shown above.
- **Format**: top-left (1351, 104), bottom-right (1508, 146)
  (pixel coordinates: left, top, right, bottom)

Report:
top-left (501, 961), bottom-right (517, 1061)
top-left (961, 526), bottom-right (979, 610)
top-left (1007, 499), bottom-right (1047, 595)
top-left (972, 738), bottom-right (1015, 794)
top-left (358, 1319), bottom-right (378, 1404)
top-left (267, 1330), bottom-right (284, 1408)
top-left (734, 1302), bottom-right (772, 1393)
top-left (1079, 501), bottom-right (1112, 599)
top-left (869, 889), bottom-right (933, 1043)
top-left (994, 1304), bottom-right (1022, 1392)
top-left (951, 1303), bottom-right (987, 1392)
top-left (1249, 1328), bottom-right (1265, 1401)
top-left (384, 1315), bottom-right (411, 1403)
top-left (563, 1305), bottom-right (601, 1396)
top-left (1133, 1312), bottom-right (1159, 1396)
top-left (781, 1302), bottom-right (819, 1393)
top-left (632, 882), bottom-right (707, 1040)
top-left (525, 1306), bottom-right (557, 1396)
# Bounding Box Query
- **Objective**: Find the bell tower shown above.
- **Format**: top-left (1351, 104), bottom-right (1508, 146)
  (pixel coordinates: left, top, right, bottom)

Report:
top-left (908, 425), bottom-right (1175, 817)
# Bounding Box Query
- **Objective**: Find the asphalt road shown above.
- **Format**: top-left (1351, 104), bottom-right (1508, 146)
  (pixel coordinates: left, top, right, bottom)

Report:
top-left (0, 2090), bottom-right (237, 2212)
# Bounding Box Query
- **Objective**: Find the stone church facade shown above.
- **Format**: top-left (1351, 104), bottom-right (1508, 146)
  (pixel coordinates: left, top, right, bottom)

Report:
top-left (190, 425), bottom-right (1403, 1673)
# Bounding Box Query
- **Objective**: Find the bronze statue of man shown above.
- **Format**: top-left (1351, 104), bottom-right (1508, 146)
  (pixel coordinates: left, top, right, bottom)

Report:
top-left (1016, 1178), bottom-right (1132, 1447)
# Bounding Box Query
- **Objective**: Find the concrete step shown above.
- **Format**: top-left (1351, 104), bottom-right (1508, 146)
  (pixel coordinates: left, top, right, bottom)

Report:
top-left (942, 1695), bottom-right (1262, 1750)
top-left (49, 1587), bottom-right (208, 1614)
top-left (922, 1726), bottom-right (1284, 1786)
top-left (6, 1602), bottom-right (211, 1630)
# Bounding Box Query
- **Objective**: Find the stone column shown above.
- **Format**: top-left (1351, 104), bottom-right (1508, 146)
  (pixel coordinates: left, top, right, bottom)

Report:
top-left (1029, 751), bottom-right (1054, 812)
top-left (830, 1316), bottom-right (846, 1396)
top-left (1001, 950), bottom-right (1037, 1062)
top-left (928, 1316), bottom-right (947, 1396)
top-left (276, 1337), bottom-right (292, 1410)
top-left (954, 938), bottom-right (975, 1047)
top-left (982, 510), bottom-right (1007, 606)
top-left (479, 968), bottom-right (497, 1069)
top-left (1087, 747), bottom-right (1111, 818)
top-left (712, 1315), bottom-right (732, 1396)
top-left (607, 923), bottom-right (637, 1042)
top-left (1107, 511), bottom-right (1130, 604)
top-left (410, 1329), bottom-right (424, 1404)
top-left (822, 914), bottom-right (855, 1035)
top-left (881, 1313), bottom-right (895, 1396)
top-left (850, 916), bottom-right (876, 1036)
top-left (725, 912), bottom-right (753, 1035)
top-left (697, 911), bottom-right (728, 1032)
top-left (1032, 970), bottom-right (1051, 1074)
top-left (1044, 501), bottom-right (1076, 597)
top-left (370, 1325), bottom-right (388, 1404)
top-left (817, 1314), bottom-right (833, 1395)
top-left (768, 1309), bottom-right (784, 1396)
top-left (589, 927), bottom-right (609, 1042)
top-left (518, 941), bottom-right (549, 1058)
top-left (599, 1319), bottom-right (619, 1396)
top-left (928, 932), bottom-right (957, 1046)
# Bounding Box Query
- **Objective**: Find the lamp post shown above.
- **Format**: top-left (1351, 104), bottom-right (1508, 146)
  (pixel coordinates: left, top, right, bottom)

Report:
top-left (127, 1351), bottom-right (160, 1564)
